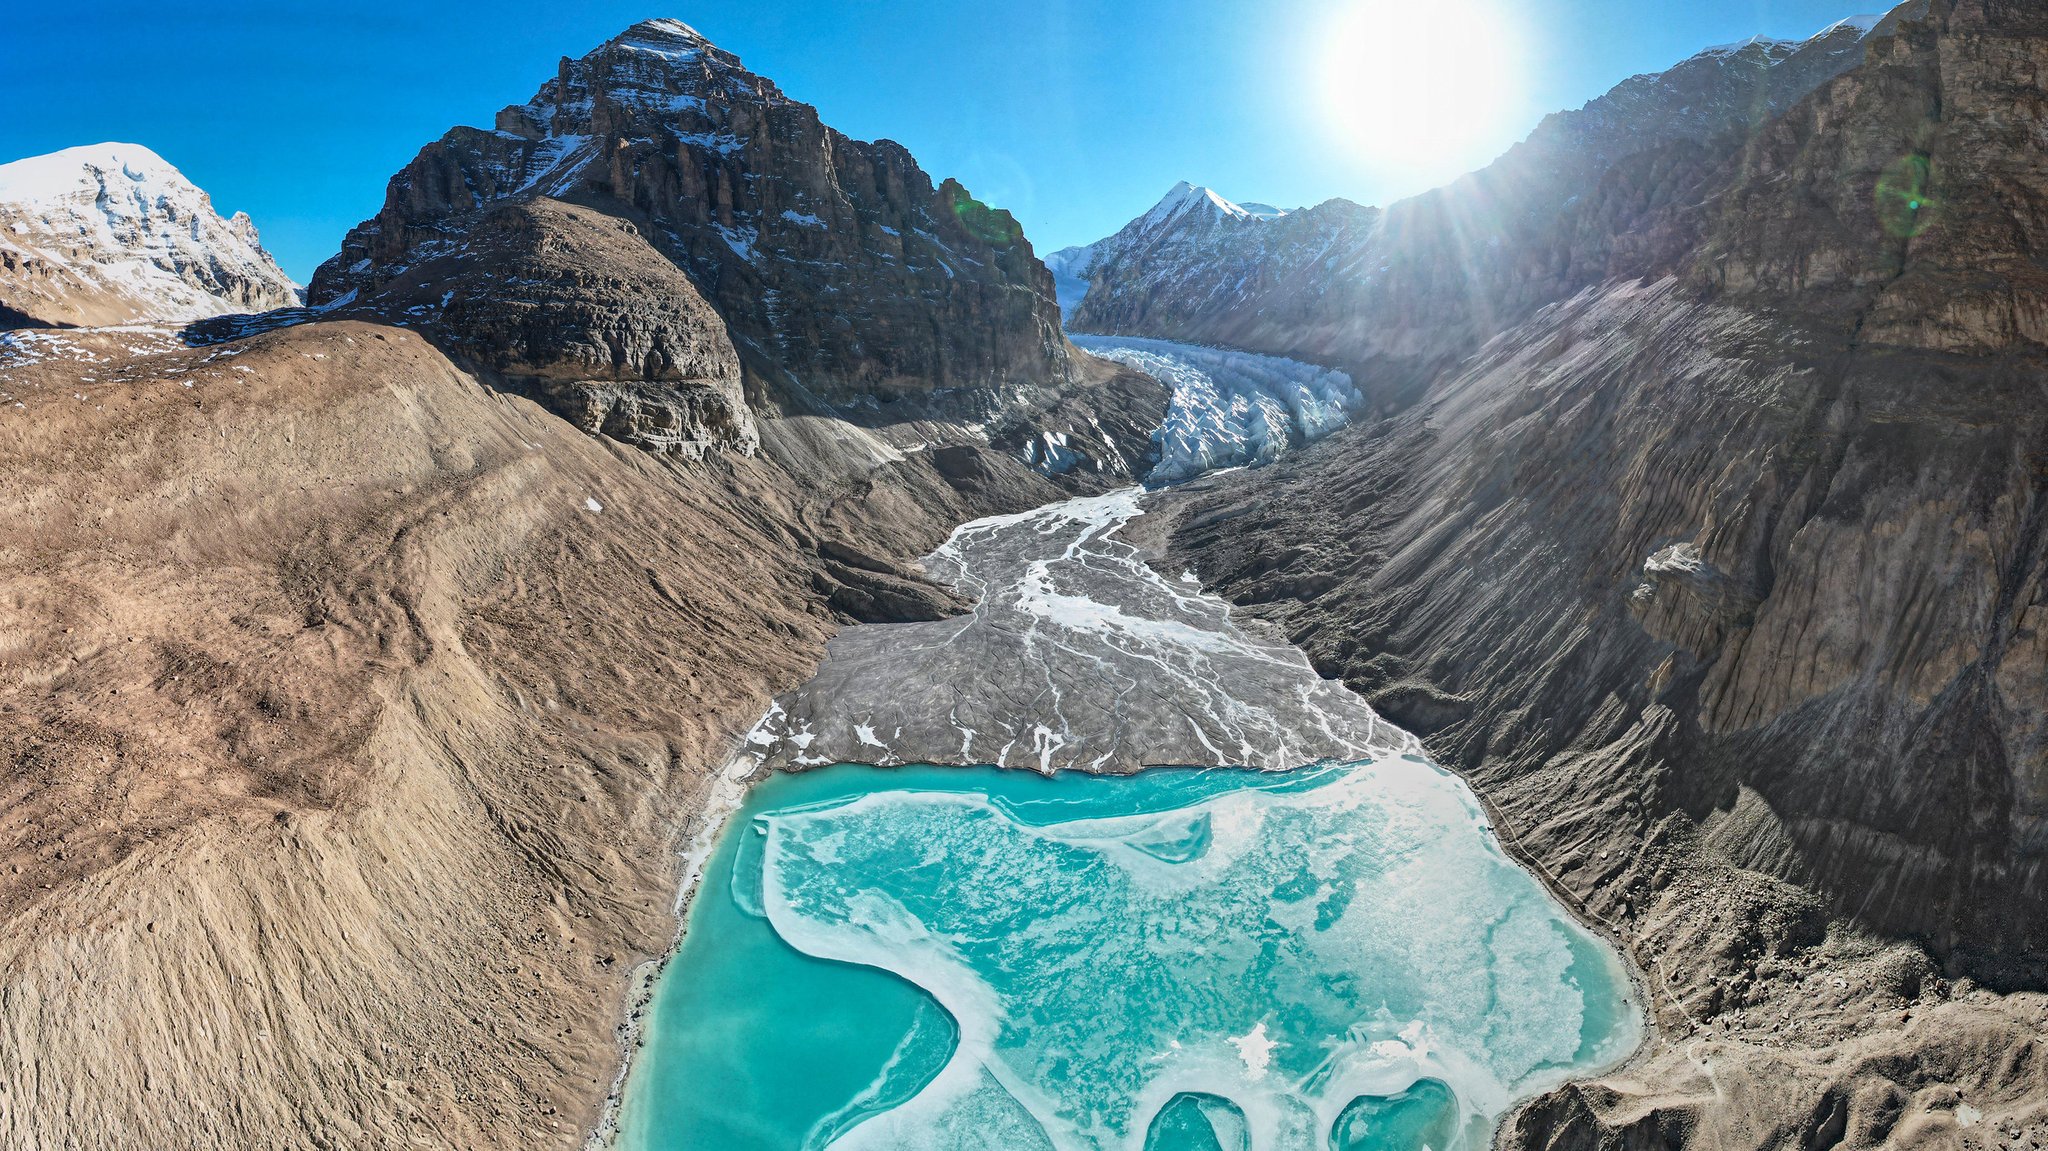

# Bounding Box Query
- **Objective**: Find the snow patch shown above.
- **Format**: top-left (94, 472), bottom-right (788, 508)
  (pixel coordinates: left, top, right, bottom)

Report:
top-left (1229, 1023), bottom-right (1280, 1082)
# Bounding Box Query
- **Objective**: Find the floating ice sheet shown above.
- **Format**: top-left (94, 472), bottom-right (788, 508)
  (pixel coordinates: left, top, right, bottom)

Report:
top-left (754, 759), bottom-right (1640, 1151)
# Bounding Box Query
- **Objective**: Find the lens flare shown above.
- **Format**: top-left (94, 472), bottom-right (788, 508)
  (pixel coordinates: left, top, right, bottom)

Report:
top-left (1875, 153), bottom-right (1937, 238)
top-left (1318, 0), bottom-right (1526, 187)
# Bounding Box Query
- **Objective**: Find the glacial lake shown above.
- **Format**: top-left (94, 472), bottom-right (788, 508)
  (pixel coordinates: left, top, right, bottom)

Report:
top-left (614, 756), bottom-right (1641, 1151)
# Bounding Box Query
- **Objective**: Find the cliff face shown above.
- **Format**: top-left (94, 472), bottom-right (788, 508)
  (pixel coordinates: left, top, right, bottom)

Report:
top-left (1701, 0), bottom-right (2048, 353)
top-left (0, 143), bottom-right (301, 328)
top-left (320, 196), bottom-right (760, 459)
top-left (310, 20), bottom-right (1074, 414)
top-left (301, 19), bottom-right (1163, 480)
top-left (1153, 1), bottom-right (2048, 1145)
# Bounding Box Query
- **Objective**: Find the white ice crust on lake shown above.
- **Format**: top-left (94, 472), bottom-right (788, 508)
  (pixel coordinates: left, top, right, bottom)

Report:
top-left (1073, 335), bottom-right (1362, 484)
top-left (758, 758), bottom-right (1642, 1150)
top-left (713, 479), bottom-right (1642, 1151)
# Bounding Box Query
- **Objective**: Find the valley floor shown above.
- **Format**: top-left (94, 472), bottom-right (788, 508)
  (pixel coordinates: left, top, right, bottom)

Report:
top-left (610, 487), bottom-right (1643, 1151)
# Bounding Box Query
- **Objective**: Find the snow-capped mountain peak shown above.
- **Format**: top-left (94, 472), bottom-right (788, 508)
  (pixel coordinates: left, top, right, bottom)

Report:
top-left (1702, 32), bottom-right (1796, 56)
top-left (0, 142), bottom-right (181, 206)
top-left (1140, 182), bottom-right (1260, 231)
top-left (0, 142), bottom-right (300, 328)
top-left (1813, 13), bottom-right (1884, 38)
top-left (617, 17), bottom-right (712, 47)
top-left (1045, 182), bottom-right (1288, 321)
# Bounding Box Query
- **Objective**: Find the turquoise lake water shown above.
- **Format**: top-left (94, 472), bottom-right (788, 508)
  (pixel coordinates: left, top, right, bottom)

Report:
top-left (616, 758), bottom-right (1640, 1151)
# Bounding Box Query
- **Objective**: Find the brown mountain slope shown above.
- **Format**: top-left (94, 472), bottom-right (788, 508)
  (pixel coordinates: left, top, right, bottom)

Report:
top-left (1152, 1), bottom-right (2048, 1145)
top-left (0, 17), bottom-right (1147, 1151)
top-left (0, 298), bottom-right (1152, 1149)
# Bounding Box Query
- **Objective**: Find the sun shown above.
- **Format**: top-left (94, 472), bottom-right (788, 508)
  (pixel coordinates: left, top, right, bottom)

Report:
top-left (1318, 0), bottom-right (1526, 186)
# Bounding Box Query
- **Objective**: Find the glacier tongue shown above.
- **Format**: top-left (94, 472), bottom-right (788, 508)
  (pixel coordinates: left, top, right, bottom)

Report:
top-left (1074, 335), bottom-right (1362, 484)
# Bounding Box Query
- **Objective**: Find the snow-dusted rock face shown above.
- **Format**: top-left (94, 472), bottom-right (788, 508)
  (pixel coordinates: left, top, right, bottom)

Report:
top-left (1073, 335), bottom-right (1361, 484)
top-left (307, 18), bottom-right (1167, 475)
top-left (1045, 182), bottom-right (1295, 322)
top-left (1040, 243), bottom-right (1099, 323)
top-left (1066, 11), bottom-right (1903, 384)
top-left (0, 143), bottom-right (299, 328)
top-left (311, 21), bottom-right (1085, 413)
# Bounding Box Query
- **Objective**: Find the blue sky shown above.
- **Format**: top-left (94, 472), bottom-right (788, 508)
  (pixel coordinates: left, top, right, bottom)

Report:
top-left (4, 0), bottom-right (1884, 282)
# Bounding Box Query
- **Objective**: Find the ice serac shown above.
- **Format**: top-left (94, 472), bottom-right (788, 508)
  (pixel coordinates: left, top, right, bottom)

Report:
top-left (0, 143), bottom-right (300, 328)
top-left (308, 18), bottom-right (1165, 471)
top-left (1073, 335), bottom-right (1362, 484)
top-left (1066, 11), bottom-right (1902, 396)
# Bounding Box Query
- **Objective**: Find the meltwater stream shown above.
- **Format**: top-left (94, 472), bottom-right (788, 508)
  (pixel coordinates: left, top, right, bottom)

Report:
top-left (615, 489), bottom-right (1641, 1151)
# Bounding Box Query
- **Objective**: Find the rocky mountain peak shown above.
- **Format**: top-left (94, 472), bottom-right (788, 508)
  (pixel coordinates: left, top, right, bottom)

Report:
top-left (1046, 181), bottom-right (1340, 321)
top-left (491, 14), bottom-right (790, 153)
top-left (307, 19), bottom-right (1160, 476)
top-left (614, 16), bottom-right (715, 50)
top-left (0, 142), bottom-right (300, 328)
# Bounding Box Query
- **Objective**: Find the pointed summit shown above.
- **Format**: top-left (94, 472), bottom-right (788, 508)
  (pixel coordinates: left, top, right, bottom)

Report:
top-left (607, 17), bottom-right (719, 58)
top-left (618, 16), bottom-right (712, 43)
top-left (1138, 182), bottom-right (1256, 231)
top-left (1048, 181), bottom-right (1312, 326)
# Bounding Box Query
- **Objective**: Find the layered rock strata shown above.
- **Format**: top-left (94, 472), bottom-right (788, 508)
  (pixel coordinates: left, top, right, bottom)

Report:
top-left (307, 19), bottom-right (1146, 470)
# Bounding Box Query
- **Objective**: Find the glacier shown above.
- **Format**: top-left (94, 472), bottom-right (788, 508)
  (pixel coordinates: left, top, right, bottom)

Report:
top-left (1073, 335), bottom-right (1363, 484)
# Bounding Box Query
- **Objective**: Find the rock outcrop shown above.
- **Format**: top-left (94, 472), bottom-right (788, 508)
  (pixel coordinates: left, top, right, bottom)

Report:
top-left (0, 143), bottom-right (301, 328)
top-left (330, 196), bottom-right (757, 457)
